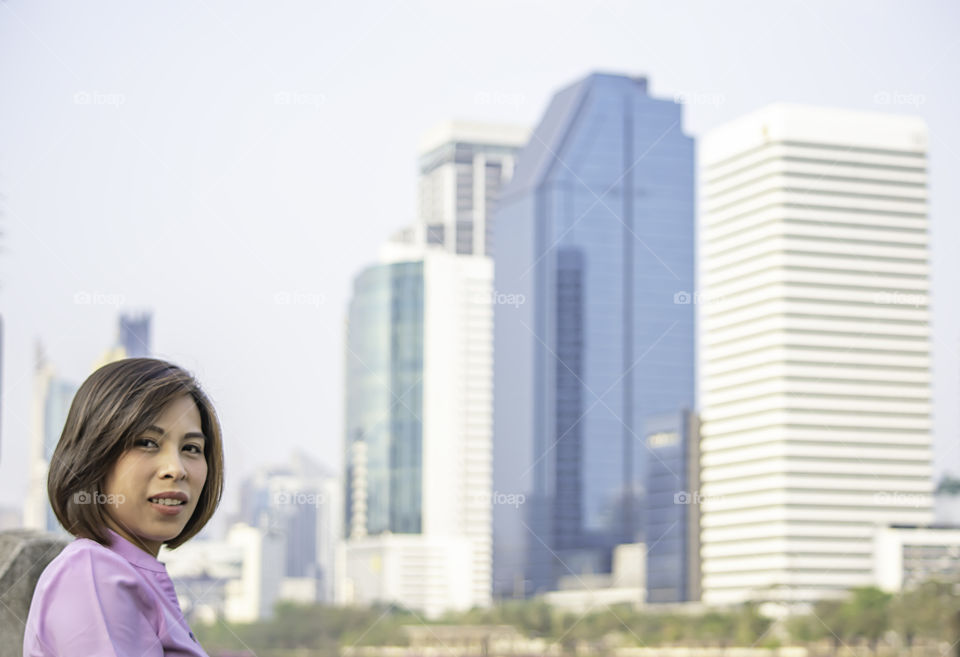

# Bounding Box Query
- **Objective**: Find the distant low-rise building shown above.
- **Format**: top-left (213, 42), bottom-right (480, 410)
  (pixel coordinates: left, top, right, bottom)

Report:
top-left (236, 451), bottom-right (340, 602)
top-left (873, 524), bottom-right (960, 592)
top-left (339, 534), bottom-right (476, 617)
top-left (542, 543), bottom-right (646, 612)
top-left (161, 522), bottom-right (288, 623)
top-left (160, 534), bottom-right (245, 625)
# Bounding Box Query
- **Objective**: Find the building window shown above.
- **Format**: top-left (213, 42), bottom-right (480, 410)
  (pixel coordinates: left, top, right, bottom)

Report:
top-left (456, 221), bottom-right (473, 255)
top-left (426, 224), bottom-right (445, 245)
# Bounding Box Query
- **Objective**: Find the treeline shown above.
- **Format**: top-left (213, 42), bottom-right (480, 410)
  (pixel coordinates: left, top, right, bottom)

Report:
top-left (192, 580), bottom-right (959, 656)
top-left (788, 581), bottom-right (958, 649)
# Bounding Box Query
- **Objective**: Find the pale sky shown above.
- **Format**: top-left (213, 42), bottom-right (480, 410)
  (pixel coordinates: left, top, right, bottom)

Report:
top-left (1, 0), bottom-right (958, 522)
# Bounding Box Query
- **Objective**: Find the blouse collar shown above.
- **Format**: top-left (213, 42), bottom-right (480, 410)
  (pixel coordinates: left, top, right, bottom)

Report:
top-left (104, 528), bottom-right (168, 573)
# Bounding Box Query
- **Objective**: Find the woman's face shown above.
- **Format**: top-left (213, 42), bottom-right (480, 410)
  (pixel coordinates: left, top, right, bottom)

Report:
top-left (101, 394), bottom-right (208, 557)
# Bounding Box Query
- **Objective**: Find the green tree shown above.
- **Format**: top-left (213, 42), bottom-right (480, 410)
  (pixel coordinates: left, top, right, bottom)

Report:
top-left (696, 611), bottom-right (736, 646)
top-left (892, 579), bottom-right (959, 644)
top-left (786, 611), bottom-right (828, 644)
top-left (810, 598), bottom-right (851, 649)
top-left (844, 587), bottom-right (891, 649)
top-left (734, 602), bottom-right (772, 645)
top-left (936, 475), bottom-right (960, 495)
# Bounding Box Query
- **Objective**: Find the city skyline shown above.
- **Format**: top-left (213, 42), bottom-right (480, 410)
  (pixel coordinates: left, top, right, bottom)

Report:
top-left (1, 1), bottom-right (958, 526)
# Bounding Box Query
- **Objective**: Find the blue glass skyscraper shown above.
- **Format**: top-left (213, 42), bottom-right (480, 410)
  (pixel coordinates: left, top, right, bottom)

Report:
top-left (344, 261), bottom-right (424, 539)
top-left (492, 73), bottom-right (696, 599)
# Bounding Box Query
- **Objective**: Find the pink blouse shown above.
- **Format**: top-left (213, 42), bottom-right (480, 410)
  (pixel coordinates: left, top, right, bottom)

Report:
top-left (23, 528), bottom-right (208, 656)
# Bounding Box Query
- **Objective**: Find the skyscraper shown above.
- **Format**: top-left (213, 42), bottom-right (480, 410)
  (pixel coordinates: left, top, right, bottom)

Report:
top-left (341, 239), bottom-right (494, 616)
top-left (25, 343), bottom-right (77, 533)
top-left (417, 121), bottom-right (528, 256)
top-left (699, 104), bottom-right (933, 605)
top-left (493, 73), bottom-right (696, 598)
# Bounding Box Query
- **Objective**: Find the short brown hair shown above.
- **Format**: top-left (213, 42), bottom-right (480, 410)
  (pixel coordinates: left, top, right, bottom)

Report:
top-left (48, 357), bottom-right (224, 549)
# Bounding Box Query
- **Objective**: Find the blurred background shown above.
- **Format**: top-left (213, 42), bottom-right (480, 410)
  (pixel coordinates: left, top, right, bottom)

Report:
top-left (2, 1), bottom-right (959, 655)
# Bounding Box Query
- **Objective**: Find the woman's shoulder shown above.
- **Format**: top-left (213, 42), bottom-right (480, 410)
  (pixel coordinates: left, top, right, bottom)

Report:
top-left (35, 535), bottom-right (146, 597)
top-left (45, 534), bottom-right (132, 568)
top-left (25, 537), bottom-right (166, 655)
top-left (30, 534), bottom-right (164, 633)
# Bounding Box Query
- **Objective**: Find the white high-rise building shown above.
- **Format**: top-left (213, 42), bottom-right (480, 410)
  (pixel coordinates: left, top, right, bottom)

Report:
top-left (699, 104), bottom-right (933, 605)
top-left (340, 238), bottom-right (494, 617)
top-left (339, 123), bottom-right (525, 616)
top-left (417, 121), bottom-right (528, 256)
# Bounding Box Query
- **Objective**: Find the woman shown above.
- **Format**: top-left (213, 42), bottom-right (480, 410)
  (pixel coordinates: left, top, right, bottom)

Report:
top-left (23, 357), bottom-right (224, 656)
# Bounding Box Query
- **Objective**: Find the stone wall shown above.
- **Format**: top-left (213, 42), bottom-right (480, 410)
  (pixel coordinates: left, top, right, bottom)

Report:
top-left (0, 530), bottom-right (70, 657)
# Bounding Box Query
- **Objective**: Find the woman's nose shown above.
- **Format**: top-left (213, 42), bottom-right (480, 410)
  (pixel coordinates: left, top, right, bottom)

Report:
top-left (159, 449), bottom-right (187, 479)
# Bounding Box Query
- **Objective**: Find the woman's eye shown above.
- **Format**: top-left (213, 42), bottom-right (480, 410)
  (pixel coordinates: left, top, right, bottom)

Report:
top-left (184, 444), bottom-right (204, 454)
top-left (136, 438), bottom-right (158, 448)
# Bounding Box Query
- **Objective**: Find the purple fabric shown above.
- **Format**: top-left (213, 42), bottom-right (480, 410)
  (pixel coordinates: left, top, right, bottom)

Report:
top-left (23, 528), bottom-right (209, 657)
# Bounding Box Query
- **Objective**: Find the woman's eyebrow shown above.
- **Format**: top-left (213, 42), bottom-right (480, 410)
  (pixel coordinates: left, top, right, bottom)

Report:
top-left (144, 425), bottom-right (206, 441)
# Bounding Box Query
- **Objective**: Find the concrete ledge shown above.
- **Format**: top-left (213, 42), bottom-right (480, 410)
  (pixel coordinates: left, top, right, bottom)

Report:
top-left (0, 530), bottom-right (70, 657)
